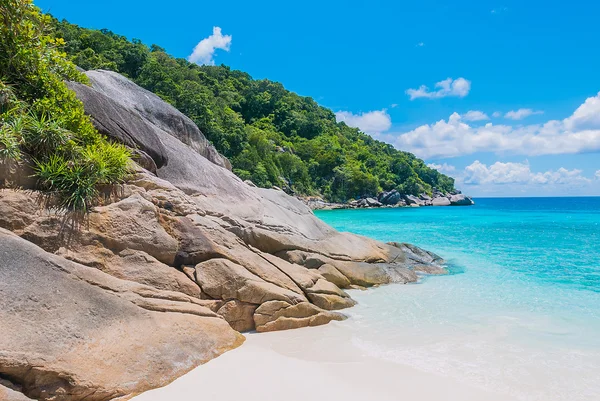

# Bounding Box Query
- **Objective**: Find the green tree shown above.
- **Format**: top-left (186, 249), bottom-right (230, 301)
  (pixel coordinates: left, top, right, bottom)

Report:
top-left (50, 16), bottom-right (457, 202)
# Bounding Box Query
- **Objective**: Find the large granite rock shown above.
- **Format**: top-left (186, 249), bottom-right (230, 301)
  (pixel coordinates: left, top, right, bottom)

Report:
top-left (0, 382), bottom-right (33, 401)
top-left (0, 229), bottom-right (243, 401)
top-left (403, 194), bottom-right (424, 206)
top-left (67, 80), bottom-right (169, 170)
top-left (0, 172), bottom-right (370, 332)
top-left (387, 242), bottom-right (448, 275)
top-left (432, 196), bottom-right (451, 206)
top-left (378, 189), bottom-right (402, 205)
top-left (450, 193), bottom-right (475, 206)
top-left (69, 70), bottom-right (230, 171)
top-left (0, 69), bottom-right (450, 400)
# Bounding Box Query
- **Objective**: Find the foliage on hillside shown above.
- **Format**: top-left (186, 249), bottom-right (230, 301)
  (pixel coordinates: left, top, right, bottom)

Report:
top-left (0, 0), bottom-right (130, 211)
top-left (52, 18), bottom-right (455, 202)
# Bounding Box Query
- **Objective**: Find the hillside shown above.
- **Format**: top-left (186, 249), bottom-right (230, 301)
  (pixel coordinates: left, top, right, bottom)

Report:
top-left (52, 19), bottom-right (455, 202)
top-left (1, 3), bottom-right (450, 399)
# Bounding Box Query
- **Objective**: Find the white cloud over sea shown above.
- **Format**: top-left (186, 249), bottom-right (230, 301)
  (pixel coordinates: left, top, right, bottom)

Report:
top-left (406, 77), bottom-right (471, 100)
top-left (427, 161), bottom-right (598, 196)
top-left (462, 161), bottom-right (589, 186)
top-left (188, 27), bottom-right (232, 65)
top-left (336, 90), bottom-right (600, 195)
top-left (378, 91), bottom-right (600, 159)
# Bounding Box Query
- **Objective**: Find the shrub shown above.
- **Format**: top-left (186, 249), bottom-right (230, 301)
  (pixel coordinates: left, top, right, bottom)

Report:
top-left (0, 0), bottom-right (130, 211)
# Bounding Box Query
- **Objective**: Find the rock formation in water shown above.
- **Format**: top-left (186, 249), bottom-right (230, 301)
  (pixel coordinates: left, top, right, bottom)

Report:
top-left (0, 70), bottom-right (446, 401)
top-left (304, 188), bottom-right (474, 210)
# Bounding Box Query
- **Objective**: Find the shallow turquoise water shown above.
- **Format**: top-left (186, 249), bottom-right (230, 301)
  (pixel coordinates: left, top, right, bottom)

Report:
top-left (315, 198), bottom-right (600, 400)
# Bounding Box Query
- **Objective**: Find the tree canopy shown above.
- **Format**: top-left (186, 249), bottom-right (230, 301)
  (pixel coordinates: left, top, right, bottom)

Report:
top-left (52, 18), bottom-right (455, 202)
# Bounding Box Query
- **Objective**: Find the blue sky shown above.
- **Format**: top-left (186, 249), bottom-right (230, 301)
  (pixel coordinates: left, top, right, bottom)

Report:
top-left (37, 0), bottom-right (600, 196)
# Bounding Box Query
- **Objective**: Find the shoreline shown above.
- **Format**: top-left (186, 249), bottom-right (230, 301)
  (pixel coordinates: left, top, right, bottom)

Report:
top-left (133, 318), bottom-right (515, 401)
top-left (299, 190), bottom-right (475, 211)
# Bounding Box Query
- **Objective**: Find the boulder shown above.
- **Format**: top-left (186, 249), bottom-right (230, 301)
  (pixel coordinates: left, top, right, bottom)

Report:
top-left (387, 242), bottom-right (446, 274)
top-left (84, 193), bottom-right (180, 265)
top-left (450, 194), bottom-right (475, 206)
top-left (0, 191), bottom-right (39, 233)
top-left (57, 247), bottom-right (203, 298)
top-left (318, 263), bottom-right (352, 288)
top-left (412, 264), bottom-right (448, 275)
top-left (73, 70), bottom-right (230, 171)
top-left (0, 159), bottom-right (37, 190)
top-left (217, 300), bottom-right (258, 332)
top-left (67, 80), bottom-right (169, 169)
top-left (432, 196), bottom-right (451, 206)
top-left (403, 194), bottom-right (423, 206)
top-left (276, 249), bottom-right (418, 288)
top-left (168, 215), bottom-right (228, 266)
top-left (194, 258), bottom-right (306, 306)
top-left (253, 301), bottom-right (346, 332)
top-left (365, 197), bottom-right (382, 207)
top-left (307, 293), bottom-right (357, 310)
top-left (378, 190), bottom-right (402, 205)
top-left (0, 229), bottom-right (243, 401)
top-left (0, 383), bottom-right (32, 401)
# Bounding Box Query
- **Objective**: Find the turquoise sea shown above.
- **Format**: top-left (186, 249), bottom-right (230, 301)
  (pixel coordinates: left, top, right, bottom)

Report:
top-left (315, 198), bottom-right (600, 401)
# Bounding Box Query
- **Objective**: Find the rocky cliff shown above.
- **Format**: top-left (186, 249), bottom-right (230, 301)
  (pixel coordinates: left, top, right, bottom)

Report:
top-left (0, 70), bottom-right (446, 401)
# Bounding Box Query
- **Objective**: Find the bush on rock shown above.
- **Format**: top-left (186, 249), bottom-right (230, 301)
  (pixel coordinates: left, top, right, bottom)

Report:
top-left (0, 0), bottom-right (130, 211)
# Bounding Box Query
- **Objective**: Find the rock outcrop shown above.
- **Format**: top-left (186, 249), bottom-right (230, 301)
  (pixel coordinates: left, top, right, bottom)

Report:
top-left (0, 229), bottom-right (243, 401)
top-left (379, 189), bottom-right (402, 205)
top-left (303, 188), bottom-right (474, 210)
top-left (432, 196), bottom-right (451, 206)
top-left (67, 70), bottom-right (230, 171)
top-left (0, 382), bottom-right (33, 401)
top-left (0, 69), bottom-right (448, 400)
top-left (449, 193), bottom-right (474, 206)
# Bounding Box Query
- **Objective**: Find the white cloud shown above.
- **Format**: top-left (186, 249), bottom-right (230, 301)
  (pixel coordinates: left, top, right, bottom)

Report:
top-left (335, 109), bottom-right (392, 134)
top-left (596, 170), bottom-right (600, 179)
top-left (427, 163), bottom-right (456, 174)
top-left (492, 111), bottom-right (502, 118)
top-left (564, 94), bottom-right (600, 131)
top-left (463, 161), bottom-right (590, 186)
top-left (462, 110), bottom-right (490, 122)
top-left (378, 92), bottom-right (600, 159)
top-left (417, 42), bottom-right (425, 47)
top-left (504, 108), bottom-right (544, 120)
top-left (406, 77), bottom-right (471, 100)
top-left (188, 27), bottom-right (232, 65)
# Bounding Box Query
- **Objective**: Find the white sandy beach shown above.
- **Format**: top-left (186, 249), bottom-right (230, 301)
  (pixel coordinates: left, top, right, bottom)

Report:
top-left (133, 321), bottom-right (515, 401)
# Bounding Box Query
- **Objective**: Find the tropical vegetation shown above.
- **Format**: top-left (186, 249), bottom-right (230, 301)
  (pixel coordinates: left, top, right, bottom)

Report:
top-left (0, 0), bottom-right (130, 211)
top-left (1, 0), bottom-right (455, 208)
top-left (52, 18), bottom-right (455, 202)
